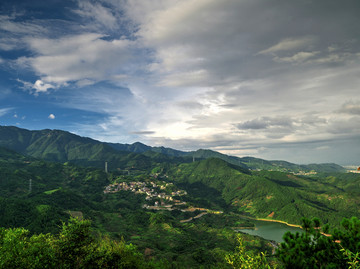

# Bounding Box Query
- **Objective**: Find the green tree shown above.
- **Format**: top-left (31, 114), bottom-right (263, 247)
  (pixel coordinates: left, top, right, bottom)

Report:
top-left (341, 248), bottom-right (360, 269)
top-left (0, 227), bottom-right (56, 269)
top-left (277, 217), bottom-right (360, 269)
top-left (56, 218), bottom-right (94, 268)
top-left (225, 235), bottom-right (273, 269)
top-left (0, 218), bottom-right (149, 269)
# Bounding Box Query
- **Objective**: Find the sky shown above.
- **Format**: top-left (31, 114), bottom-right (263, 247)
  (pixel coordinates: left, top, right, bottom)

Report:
top-left (0, 0), bottom-right (359, 165)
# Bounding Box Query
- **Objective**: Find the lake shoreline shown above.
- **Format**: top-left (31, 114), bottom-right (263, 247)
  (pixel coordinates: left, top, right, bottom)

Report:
top-left (232, 226), bottom-right (256, 230)
top-left (234, 213), bottom-right (303, 229)
top-left (233, 214), bottom-right (305, 243)
top-left (254, 218), bottom-right (302, 229)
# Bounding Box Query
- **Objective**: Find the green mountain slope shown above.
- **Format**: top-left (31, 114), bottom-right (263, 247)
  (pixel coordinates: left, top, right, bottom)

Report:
top-left (168, 158), bottom-right (359, 227)
top-left (0, 146), bottom-right (108, 233)
top-left (0, 140), bottom-right (357, 267)
top-left (0, 126), bottom-right (186, 171)
top-left (0, 126), bottom-right (109, 161)
top-left (238, 156), bottom-right (345, 173)
top-left (108, 141), bottom-right (188, 157)
top-left (0, 147), bottom-right (274, 268)
top-left (181, 149), bottom-right (344, 173)
top-left (0, 126), bottom-right (345, 174)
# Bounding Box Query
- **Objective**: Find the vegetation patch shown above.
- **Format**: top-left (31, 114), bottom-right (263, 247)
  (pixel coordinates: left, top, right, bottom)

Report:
top-left (44, 188), bottom-right (60, 195)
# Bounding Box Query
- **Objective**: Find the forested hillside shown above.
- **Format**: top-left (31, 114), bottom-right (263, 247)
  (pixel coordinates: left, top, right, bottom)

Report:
top-left (0, 147), bottom-right (272, 267)
top-left (0, 126), bottom-right (189, 172)
top-left (168, 158), bottom-right (360, 227)
top-left (0, 126), bottom-right (345, 173)
top-left (0, 126), bottom-right (358, 268)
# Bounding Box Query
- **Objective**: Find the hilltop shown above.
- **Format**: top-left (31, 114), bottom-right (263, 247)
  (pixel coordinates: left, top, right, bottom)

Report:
top-left (0, 126), bottom-right (345, 174)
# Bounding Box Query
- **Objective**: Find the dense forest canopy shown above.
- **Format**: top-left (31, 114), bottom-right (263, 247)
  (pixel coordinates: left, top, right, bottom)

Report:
top-left (0, 126), bottom-right (359, 268)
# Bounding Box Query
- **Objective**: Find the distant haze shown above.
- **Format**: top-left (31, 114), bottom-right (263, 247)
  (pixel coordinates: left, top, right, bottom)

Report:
top-left (0, 0), bottom-right (359, 165)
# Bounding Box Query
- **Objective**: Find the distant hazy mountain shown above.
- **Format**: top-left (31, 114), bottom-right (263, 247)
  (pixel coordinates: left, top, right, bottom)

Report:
top-left (0, 126), bottom-right (345, 173)
top-left (238, 157), bottom-right (346, 173)
top-left (187, 149), bottom-right (345, 173)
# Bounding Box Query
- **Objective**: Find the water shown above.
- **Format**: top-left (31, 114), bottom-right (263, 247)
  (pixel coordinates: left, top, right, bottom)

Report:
top-left (237, 219), bottom-right (303, 243)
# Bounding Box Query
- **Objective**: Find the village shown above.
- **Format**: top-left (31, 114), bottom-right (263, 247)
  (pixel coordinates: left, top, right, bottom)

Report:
top-left (103, 180), bottom-right (187, 202)
top-left (103, 178), bottom-right (223, 222)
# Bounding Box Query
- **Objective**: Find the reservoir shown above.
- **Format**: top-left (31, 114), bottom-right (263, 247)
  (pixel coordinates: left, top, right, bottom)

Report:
top-left (237, 219), bottom-right (303, 243)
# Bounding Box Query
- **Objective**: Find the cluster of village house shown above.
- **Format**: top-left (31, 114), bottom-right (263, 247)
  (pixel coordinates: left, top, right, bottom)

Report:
top-left (104, 179), bottom-right (223, 223)
top-left (103, 180), bottom-right (187, 205)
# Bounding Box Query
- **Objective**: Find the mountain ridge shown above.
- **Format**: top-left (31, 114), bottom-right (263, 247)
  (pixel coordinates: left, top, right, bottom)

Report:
top-left (0, 125), bottom-right (345, 173)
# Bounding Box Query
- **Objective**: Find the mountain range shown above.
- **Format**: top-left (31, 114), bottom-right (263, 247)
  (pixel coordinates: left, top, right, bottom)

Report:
top-left (0, 125), bottom-right (345, 173)
top-left (0, 125), bottom-right (359, 267)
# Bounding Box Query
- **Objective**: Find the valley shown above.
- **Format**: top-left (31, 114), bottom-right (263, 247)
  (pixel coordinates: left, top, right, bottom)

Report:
top-left (0, 126), bottom-right (359, 268)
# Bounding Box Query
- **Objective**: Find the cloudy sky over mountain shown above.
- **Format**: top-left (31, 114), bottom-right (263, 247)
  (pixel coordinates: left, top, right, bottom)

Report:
top-left (0, 0), bottom-right (359, 164)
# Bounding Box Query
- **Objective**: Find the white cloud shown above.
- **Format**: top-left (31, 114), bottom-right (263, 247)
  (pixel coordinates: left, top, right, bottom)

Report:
top-left (258, 37), bottom-right (316, 55)
top-left (0, 108), bottom-right (13, 117)
top-left (273, 51), bottom-right (319, 63)
top-left (16, 79), bottom-right (55, 94)
top-left (3, 0), bottom-right (360, 164)
top-left (125, 0), bottom-right (258, 87)
top-left (0, 38), bottom-right (19, 51)
top-left (0, 15), bottom-right (47, 35)
top-left (73, 0), bottom-right (118, 31)
top-left (158, 69), bottom-right (209, 87)
top-left (313, 53), bottom-right (353, 64)
top-left (33, 80), bottom-right (55, 93)
top-left (48, 114), bottom-right (55, 119)
top-left (22, 33), bottom-right (135, 86)
top-left (89, 1), bottom-right (360, 161)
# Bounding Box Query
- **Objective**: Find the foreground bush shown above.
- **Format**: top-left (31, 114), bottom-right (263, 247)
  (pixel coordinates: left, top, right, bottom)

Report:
top-left (0, 218), bottom-right (148, 269)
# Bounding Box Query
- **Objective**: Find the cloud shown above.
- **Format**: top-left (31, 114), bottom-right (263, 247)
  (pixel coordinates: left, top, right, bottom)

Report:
top-left (176, 101), bottom-right (203, 110)
top-left (48, 114), bottom-right (55, 119)
top-left (0, 15), bottom-right (47, 35)
top-left (16, 79), bottom-right (33, 91)
top-left (273, 51), bottom-right (319, 63)
top-left (316, 146), bottom-right (330, 150)
top-left (236, 116), bottom-right (294, 130)
top-left (21, 33), bottom-right (135, 86)
top-left (313, 53), bottom-right (355, 64)
top-left (16, 79), bottom-right (55, 94)
top-left (258, 37), bottom-right (315, 55)
top-left (126, 0), bottom-right (260, 87)
top-left (0, 14), bottom-right (49, 52)
top-left (73, 0), bottom-right (118, 31)
top-left (33, 80), bottom-right (55, 93)
top-left (327, 117), bottom-right (360, 135)
top-left (338, 101), bottom-right (360, 115)
top-left (130, 131), bottom-right (156, 135)
top-left (236, 118), bottom-right (269, 130)
top-left (0, 108), bottom-right (13, 117)
top-left (0, 37), bottom-right (19, 51)
top-left (2, 0), bottom-right (360, 164)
